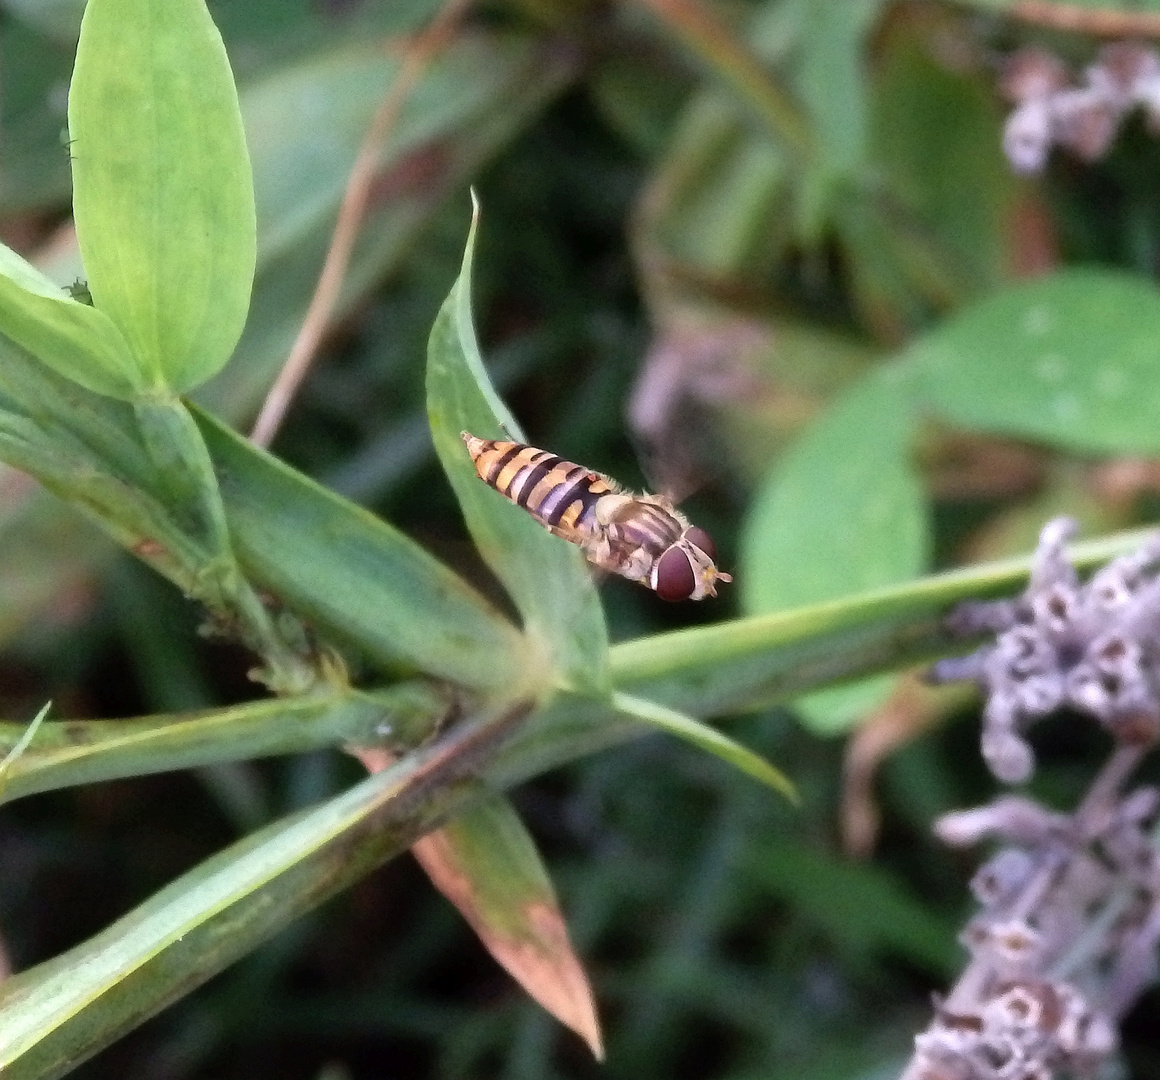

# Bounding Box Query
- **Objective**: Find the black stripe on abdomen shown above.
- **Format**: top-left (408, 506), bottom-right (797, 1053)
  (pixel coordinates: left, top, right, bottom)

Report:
top-left (545, 473), bottom-right (601, 527)
top-left (485, 443), bottom-right (525, 486)
top-left (515, 455), bottom-right (564, 507)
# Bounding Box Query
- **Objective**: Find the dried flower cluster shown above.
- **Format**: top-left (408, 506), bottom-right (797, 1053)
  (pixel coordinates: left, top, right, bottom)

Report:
top-left (933, 518), bottom-right (1160, 783)
top-left (898, 520), bottom-right (1160, 1080)
top-left (1002, 42), bottom-right (1160, 173)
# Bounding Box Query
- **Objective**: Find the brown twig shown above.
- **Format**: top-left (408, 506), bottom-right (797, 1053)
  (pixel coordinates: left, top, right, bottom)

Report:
top-left (250, 0), bottom-right (474, 448)
top-left (1008, 0), bottom-right (1160, 39)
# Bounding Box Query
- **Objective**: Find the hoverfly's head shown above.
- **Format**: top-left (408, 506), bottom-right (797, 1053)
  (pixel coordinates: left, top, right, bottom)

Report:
top-left (652, 525), bottom-right (732, 601)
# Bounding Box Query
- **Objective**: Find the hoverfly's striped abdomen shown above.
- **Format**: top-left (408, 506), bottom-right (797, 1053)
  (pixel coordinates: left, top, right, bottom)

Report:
top-left (460, 432), bottom-right (731, 601)
top-left (461, 434), bottom-right (617, 535)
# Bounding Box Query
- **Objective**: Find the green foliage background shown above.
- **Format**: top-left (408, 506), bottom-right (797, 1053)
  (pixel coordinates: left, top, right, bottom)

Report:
top-left (4, 0), bottom-right (1160, 1077)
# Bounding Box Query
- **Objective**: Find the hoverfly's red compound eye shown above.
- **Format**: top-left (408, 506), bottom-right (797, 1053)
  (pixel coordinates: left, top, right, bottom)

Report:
top-left (683, 526), bottom-right (717, 561)
top-left (655, 545), bottom-right (697, 601)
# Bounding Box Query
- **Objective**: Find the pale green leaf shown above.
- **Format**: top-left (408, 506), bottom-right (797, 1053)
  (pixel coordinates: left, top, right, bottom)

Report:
top-left (68, 0), bottom-right (256, 393)
top-left (0, 242), bottom-right (141, 397)
top-left (427, 200), bottom-right (609, 692)
top-left (914, 268), bottom-right (1160, 454)
top-left (0, 687), bottom-right (444, 806)
top-left (740, 368), bottom-right (928, 731)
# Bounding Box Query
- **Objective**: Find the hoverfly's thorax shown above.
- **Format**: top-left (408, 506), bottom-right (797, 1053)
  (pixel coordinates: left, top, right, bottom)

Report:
top-left (601, 496), bottom-right (686, 561)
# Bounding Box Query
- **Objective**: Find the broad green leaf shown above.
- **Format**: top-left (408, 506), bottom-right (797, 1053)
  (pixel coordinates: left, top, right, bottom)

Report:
top-left (68, 0), bottom-right (256, 394)
top-left (0, 242), bottom-right (141, 397)
top-left (427, 201), bottom-right (608, 693)
top-left (0, 707), bottom-right (520, 1078)
top-left (914, 268), bottom-right (1160, 454)
top-left (412, 795), bottom-right (602, 1057)
top-left (740, 369), bottom-right (928, 732)
top-left (191, 405), bottom-right (529, 693)
top-left (611, 691), bottom-right (795, 800)
top-left (0, 686), bottom-right (445, 805)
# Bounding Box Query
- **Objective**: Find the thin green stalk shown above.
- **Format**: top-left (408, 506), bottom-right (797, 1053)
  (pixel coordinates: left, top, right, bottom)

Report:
top-left (0, 683), bottom-right (451, 805)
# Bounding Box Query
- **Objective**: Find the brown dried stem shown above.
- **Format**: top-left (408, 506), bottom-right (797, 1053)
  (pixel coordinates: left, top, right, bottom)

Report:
top-left (1008, 1), bottom-right (1160, 39)
top-left (250, 0), bottom-right (473, 448)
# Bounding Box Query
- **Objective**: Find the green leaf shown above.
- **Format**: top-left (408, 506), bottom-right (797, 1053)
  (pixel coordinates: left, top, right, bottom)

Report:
top-left (427, 199), bottom-right (609, 693)
top-left (413, 795), bottom-right (603, 1057)
top-left (0, 242), bottom-right (141, 397)
top-left (787, 0), bottom-right (882, 178)
top-left (0, 708), bottom-right (521, 1078)
top-left (191, 405), bottom-right (529, 693)
top-left (611, 691), bottom-right (796, 800)
top-left (68, 0), bottom-right (256, 394)
top-left (913, 268), bottom-right (1160, 455)
top-left (740, 368), bottom-right (928, 732)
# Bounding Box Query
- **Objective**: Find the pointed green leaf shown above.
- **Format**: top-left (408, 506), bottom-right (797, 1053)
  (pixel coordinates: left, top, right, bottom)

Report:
top-left (0, 243), bottom-right (141, 397)
top-left (0, 701), bottom-right (49, 778)
top-left (427, 200), bottom-right (608, 692)
top-left (413, 795), bottom-right (602, 1057)
top-left (611, 691), bottom-right (795, 800)
top-left (68, 0), bottom-right (256, 393)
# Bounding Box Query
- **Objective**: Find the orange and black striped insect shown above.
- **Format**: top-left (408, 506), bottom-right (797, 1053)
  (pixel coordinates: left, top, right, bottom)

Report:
top-left (461, 433), bottom-right (731, 601)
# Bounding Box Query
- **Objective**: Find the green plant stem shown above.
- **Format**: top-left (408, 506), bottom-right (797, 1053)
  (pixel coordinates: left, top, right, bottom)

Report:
top-left (608, 528), bottom-right (1157, 716)
top-left (134, 395), bottom-right (318, 693)
top-left (0, 683), bottom-right (450, 806)
top-left (0, 697), bottom-right (533, 1077)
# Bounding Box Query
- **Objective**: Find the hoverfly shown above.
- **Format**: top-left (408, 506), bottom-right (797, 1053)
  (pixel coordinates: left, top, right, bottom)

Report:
top-left (461, 433), bottom-right (732, 601)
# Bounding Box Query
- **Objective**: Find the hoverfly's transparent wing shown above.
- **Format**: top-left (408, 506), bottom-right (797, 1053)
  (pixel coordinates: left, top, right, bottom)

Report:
top-left (626, 319), bottom-right (768, 504)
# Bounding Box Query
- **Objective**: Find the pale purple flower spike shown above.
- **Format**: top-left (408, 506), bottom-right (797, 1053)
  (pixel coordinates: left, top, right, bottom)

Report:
top-left (898, 521), bottom-right (1160, 1080)
top-left (932, 517), bottom-right (1160, 783)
